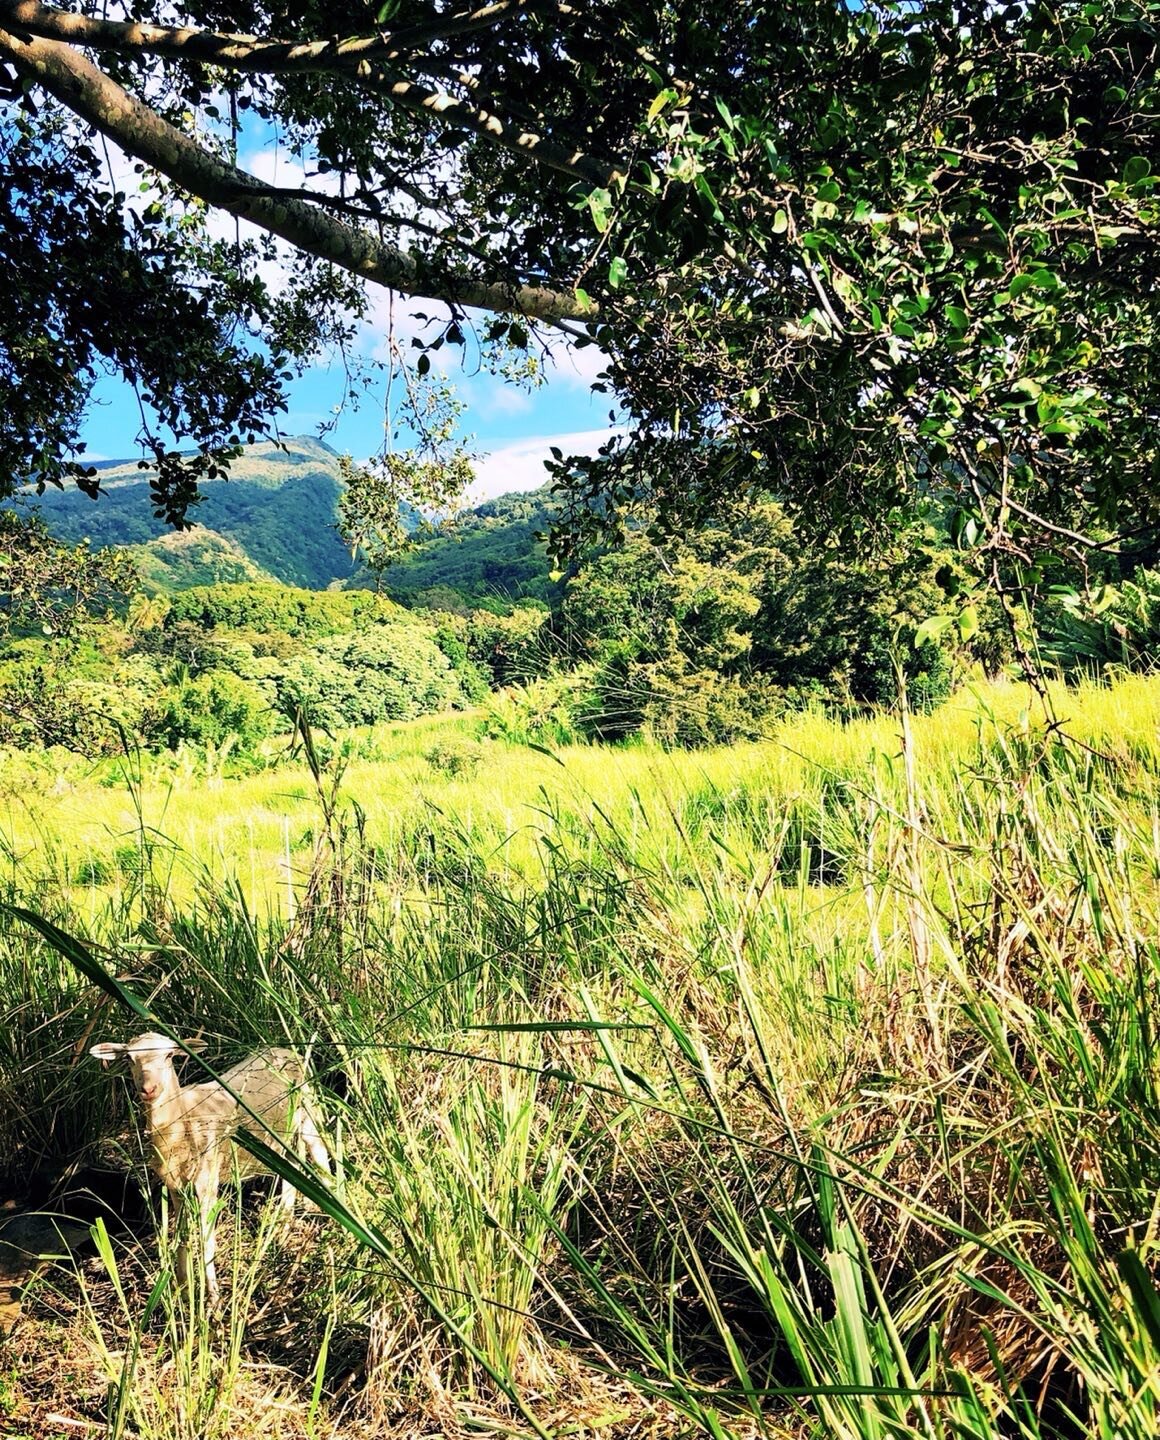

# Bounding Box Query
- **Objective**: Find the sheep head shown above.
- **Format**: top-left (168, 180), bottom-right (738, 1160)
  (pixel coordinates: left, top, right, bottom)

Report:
top-left (91, 1032), bottom-right (206, 1104)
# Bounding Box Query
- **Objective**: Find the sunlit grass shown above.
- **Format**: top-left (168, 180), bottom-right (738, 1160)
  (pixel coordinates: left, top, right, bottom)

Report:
top-left (4, 673), bottom-right (1156, 912)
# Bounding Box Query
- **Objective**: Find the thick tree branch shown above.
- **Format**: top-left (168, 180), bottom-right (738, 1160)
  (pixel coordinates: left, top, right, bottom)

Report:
top-left (0, 0), bottom-right (618, 186)
top-left (0, 24), bottom-right (597, 323)
top-left (1, 0), bottom-right (551, 66)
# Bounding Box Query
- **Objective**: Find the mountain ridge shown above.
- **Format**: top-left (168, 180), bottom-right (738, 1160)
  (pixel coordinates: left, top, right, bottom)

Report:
top-left (15, 436), bottom-right (355, 589)
top-left (16, 436), bottom-right (558, 604)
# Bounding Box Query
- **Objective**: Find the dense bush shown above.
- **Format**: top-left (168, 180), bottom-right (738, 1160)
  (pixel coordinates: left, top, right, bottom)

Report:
top-left (0, 651), bottom-right (162, 754)
top-left (480, 671), bottom-right (586, 748)
top-left (1040, 570), bottom-right (1160, 675)
top-left (558, 503), bottom-right (993, 737)
top-left (155, 669), bottom-right (275, 751)
top-left (425, 736), bottom-right (486, 777)
top-left (574, 659), bottom-right (777, 747)
top-left (275, 622), bottom-right (467, 728)
top-left (167, 582), bottom-right (399, 639)
top-left (465, 603), bottom-right (553, 688)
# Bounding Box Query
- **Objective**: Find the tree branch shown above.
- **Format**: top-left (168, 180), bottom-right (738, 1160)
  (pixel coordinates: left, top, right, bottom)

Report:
top-left (1, 0), bottom-right (556, 67)
top-left (0, 24), bottom-right (598, 323)
top-left (0, 0), bottom-right (618, 186)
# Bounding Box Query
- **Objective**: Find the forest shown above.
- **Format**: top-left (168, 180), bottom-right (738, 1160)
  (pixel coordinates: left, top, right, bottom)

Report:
top-left (3, 448), bottom-right (1159, 760)
top-left (2, 1), bottom-right (1160, 1438)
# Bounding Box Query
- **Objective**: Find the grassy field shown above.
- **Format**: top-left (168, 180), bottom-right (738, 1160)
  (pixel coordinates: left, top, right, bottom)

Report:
top-left (1, 671), bottom-right (1158, 1439)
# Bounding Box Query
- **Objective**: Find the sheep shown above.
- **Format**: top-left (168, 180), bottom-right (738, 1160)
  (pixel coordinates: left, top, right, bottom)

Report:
top-left (91, 1031), bottom-right (331, 1299)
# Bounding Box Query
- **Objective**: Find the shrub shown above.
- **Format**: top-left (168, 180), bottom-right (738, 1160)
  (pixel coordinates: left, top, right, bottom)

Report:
top-left (274, 622), bottom-right (468, 728)
top-left (573, 660), bottom-right (776, 747)
top-left (467, 604), bottom-right (553, 687)
top-left (72, 854), bottom-right (113, 886)
top-left (480, 671), bottom-right (585, 747)
top-left (0, 661), bottom-right (159, 755)
top-left (1040, 569), bottom-right (1160, 675)
top-left (155, 669), bottom-right (275, 752)
top-left (425, 737), bottom-right (486, 777)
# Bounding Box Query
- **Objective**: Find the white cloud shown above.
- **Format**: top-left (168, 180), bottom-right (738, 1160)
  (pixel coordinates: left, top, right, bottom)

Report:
top-left (465, 427), bottom-right (621, 503)
top-left (478, 383), bottom-right (535, 418)
top-left (550, 339), bottom-right (609, 388)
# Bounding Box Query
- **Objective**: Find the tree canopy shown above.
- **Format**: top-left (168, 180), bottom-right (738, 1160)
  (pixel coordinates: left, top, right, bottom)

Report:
top-left (1, 0), bottom-right (1158, 557)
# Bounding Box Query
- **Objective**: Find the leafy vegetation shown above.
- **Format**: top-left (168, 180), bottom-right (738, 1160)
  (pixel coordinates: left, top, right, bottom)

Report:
top-left (1, 0), bottom-right (1156, 570)
top-left (4, 7), bottom-right (1160, 1437)
top-left (368, 489), bottom-right (561, 610)
top-left (128, 529), bottom-right (278, 591)
top-left (5, 453), bottom-right (1159, 762)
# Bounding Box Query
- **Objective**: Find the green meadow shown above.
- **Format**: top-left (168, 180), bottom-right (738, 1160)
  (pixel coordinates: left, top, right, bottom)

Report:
top-left (1, 671), bottom-right (1158, 1439)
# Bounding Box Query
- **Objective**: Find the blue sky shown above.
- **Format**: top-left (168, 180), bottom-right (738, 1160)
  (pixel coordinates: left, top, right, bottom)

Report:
top-left (80, 334), bottom-right (618, 503)
top-left (77, 129), bottom-right (622, 502)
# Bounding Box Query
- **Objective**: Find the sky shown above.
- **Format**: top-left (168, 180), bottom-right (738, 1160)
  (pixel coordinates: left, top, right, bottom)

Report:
top-left (80, 340), bottom-right (619, 504)
top-left (76, 132), bottom-right (623, 505)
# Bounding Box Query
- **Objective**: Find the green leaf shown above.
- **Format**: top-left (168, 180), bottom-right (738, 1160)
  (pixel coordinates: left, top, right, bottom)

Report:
top-left (586, 188), bottom-right (612, 234)
top-left (647, 88), bottom-right (677, 123)
top-left (1123, 156), bottom-right (1151, 186)
top-left (1115, 1249), bottom-right (1160, 1355)
top-left (608, 255), bottom-right (627, 289)
top-left (694, 173), bottom-right (723, 220)
top-left (914, 614), bottom-right (954, 648)
top-left (956, 605), bottom-right (979, 642)
top-left (944, 304), bottom-right (968, 331)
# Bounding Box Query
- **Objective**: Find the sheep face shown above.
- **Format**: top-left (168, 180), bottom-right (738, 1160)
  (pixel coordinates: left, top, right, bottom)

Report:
top-left (91, 1032), bottom-right (205, 1105)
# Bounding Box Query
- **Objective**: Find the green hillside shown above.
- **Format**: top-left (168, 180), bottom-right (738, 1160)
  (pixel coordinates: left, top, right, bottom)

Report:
top-left (129, 529), bottom-right (279, 591)
top-left (16, 437), bottom-right (357, 589)
top-left (14, 433), bottom-right (561, 602)
top-left (365, 487), bottom-right (559, 610)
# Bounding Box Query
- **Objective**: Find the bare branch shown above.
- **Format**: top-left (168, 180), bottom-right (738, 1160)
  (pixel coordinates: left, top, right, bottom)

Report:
top-left (0, 24), bottom-right (598, 323)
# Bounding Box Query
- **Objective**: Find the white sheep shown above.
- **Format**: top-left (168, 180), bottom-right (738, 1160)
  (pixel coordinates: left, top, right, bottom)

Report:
top-left (91, 1031), bottom-right (331, 1299)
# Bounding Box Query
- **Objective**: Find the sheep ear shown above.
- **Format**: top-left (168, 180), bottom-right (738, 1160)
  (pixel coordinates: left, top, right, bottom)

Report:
top-left (90, 1043), bottom-right (126, 1064)
top-left (181, 1037), bottom-right (208, 1054)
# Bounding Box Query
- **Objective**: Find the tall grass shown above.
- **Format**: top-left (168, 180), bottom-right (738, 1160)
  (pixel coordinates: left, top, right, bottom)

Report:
top-left (1, 672), bottom-right (1158, 1437)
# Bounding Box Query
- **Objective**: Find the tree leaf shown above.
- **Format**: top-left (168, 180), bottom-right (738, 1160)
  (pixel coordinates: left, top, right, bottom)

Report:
top-left (956, 605), bottom-right (979, 641)
top-left (914, 614), bottom-right (954, 648)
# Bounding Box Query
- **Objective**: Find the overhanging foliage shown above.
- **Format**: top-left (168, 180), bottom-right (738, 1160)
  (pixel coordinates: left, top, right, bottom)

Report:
top-left (0, 0), bottom-right (1157, 554)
